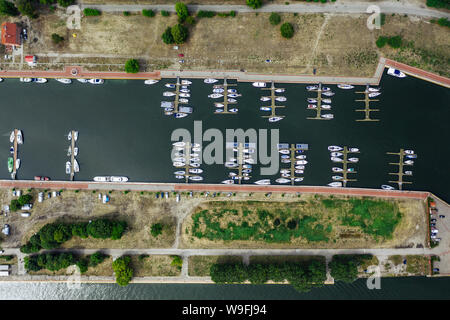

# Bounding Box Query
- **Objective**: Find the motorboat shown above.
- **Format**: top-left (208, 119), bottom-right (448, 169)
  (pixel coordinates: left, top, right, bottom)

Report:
top-left (228, 89), bottom-right (238, 93)
top-left (163, 91), bottom-right (176, 97)
top-left (228, 93), bottom-right (241, 98)
top-left (404, 160), bottom-right (414, 165)
top-left (252, 82), bottom-right (266, 88)
top-left (275, 88), bottom-right (285, 93)
top-left (189, 175), bottom-right (203, 181)
top-left (190, 157), bottom-right (201, 163)
top-left (281, 159), bottom-right (291, 164)
top-left (328, 182), bottom-right (342, 187)
top-left (65, 161), bottom-right (71, 174)
top-left (173, 157), bottom-right (186, 162)
top-left (295, 165), bottom-right (305, 170)
top-left (15, 159), bottom-right (20, 169)
top-left (20, 78), bottom-right (32, 83)
top-left (337, 84), bottom-right (354, 89)
top-left (213, 85), bottom-right (224, 89)
top-left (242, 164), bottom-right (252, 169)
top-left (17, 130), bottom-right (23, 144)
top-left (242, 169), bottom-right (252, 174)
top-left (307, 98), bottom-right (317, 103)
top-left (229, 108), bottom-right (238, 113)
top-left (244, 158), bottom-right (255, 164)
top-left (165, 83), bottom-right (175, 88)
top-left (208, 93), bottom-right (223, 98)
top-left (321, 105), bottom-right (331, 110)
top-left (295, 170), bottom-right (304, 174)
top-left (322, 98), bottom-right (332, 103)
top-left (227, 98), bottom-right (237, 103)
top-left (306, 85), bottom-right (318, 91)
top-left (174, 171), bottom-right (186, 176)
top-left (161, 101), bottom-right (174, 108)
top-left (278, 150), bottom-right (290, 155)
top-left (73, 159), bottom-right (79, 172)
top-left (88, 79), bottom-right (104, 84)
top-left (328, 146), bottom-right (343, 152)
top-left (293, 178), bottom-right (304, 182)
top-left (222, 179), bottom-right (234, 184)
top-left (254, 179), bottom-right (270, 185)
top-left (281, 155), bottom-right (290, 159)
top-left (174, 113), bottom-right (188, 119)
top-left (260, 96), bottom-right (271, 101)
top-left (73, 131), bottom-right (78, 141)
top-left (332, 175), bottom-right (343, 181)
top-left (175, 175), bottom-right (184, 179)
top-left (404, 150), bottom-right (414, 155)
top-left (110, 176), bottom-right (129, 182)
top-left (192, 147), bottom-right (201, 152)
top-left (387, 67), bottom-right (406, 78)
top-left (204, 78), bottom-right (218, 84)
top-left (7, 157), bottom-right (13, 173)
top-left (331, 152), bottom-right (343, 157)
top-left (164, 107), bottom-right (174, 112)
top-left (280, 169), bottom-right (290, 174)
top-left (180, 88), bottom-right (190, 93)
top-left (224, 161), bottom-right (238, 168)
top-left (179, 93), bottom-right (190, 98)
top-left (349, 148), bottom-right (359, 153)
top-left (215, 109), bottom-right (224, 113)
top-left (94, 176), bottom-right (110, 182)
top-left (296, 160), bottom-right (308, 165)
top-left (56, 78), bottom-right (72, 84)
top-left (407, 155), bottom-right (418, 160)
top-left (275, 96), bottom-right (286, 102)
top-left (321, 114), bottom-right (334, 119)
top-left (181, 80), bottom-right (192, 85)
top-left (77, 79), bottom-right (88, 83)
top-left (9, 131), bottom-right (14, 143)
top-left (381, 185), bottom-right (395, 190)
top-left (260, 107), bottom-right (272, 111)
top-left (347, 168), bottom-right (355, 172)
top-left (368, 92), bottom-right (381, 98)
top-left (307, 104), bottom-right (317, 109)
top-left (173, 162), bottom-right (185, 167)
top-left (35, 176), bottom-right (50, 181)
top-left (268, 116), bottom-right (283, 122)
top-left (229, 172), bottom-right (237, 177)
top-left (348, 158), bottom-right (359, 163)
top-left (276, 178), bottom-right (290, 184)
top-left (322, 91), bottom-right (335, 97)
top-left (9, 146), bottom-right (13, 154)
top-left (215, 103), bottom-right (224, 108)
top-left (296, 155), bottom-right (306, 159)
top-left (404, 171), bottom-right (413, 175)
top-left (332, 167), bottom-right (343, 172)
top-left (213, 88), bottom-right (224, 93)
top-left (33, 78), bottom-right (47, 83)
top-left (331, 157), bottom-right (343, 162)
top-left (173, 141), bottom-right (186, 147)
top-left (368, 87), bottom-right (380, 92)
top-left (189, 168), bottom-right (203, 174)
top-left (322, 86), bottom-right (331, 92)
top-left (144, 79), bottom-right (159, 85)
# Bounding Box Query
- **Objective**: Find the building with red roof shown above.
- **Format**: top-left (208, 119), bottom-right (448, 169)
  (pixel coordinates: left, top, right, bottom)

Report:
top-left (1, 22), bottom-right (21, 49)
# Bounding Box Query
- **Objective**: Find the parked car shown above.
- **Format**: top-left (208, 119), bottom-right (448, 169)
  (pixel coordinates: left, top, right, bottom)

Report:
top-left (431, 219), bottom-right (437, 223)
top-left (21, 204), bottom-right (32, 210)
top-left (155, 192), bottom-right (159, 199)
top-left (165, 192), bottom-right (169, 199)
top-left (434, 238), bottom-right (441, 242)
top-left (433, 268), bottom-right (440, 272)
top-left (0, 250), bottom-right (4, 254)
top-left (439, 215), bottom-right (445, 218)
top-left (430, 223), bottom-right (436, 227)
top-left (38, 192), bottom-right (44, 202)
top-left (21, 212), bottom-right (30, 217)
top-left (22, 28), bottom-right (27, 40)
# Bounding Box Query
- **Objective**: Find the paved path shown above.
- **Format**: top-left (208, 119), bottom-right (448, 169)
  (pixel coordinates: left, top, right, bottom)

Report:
top-left (79, 2), bottom-right (450, 19)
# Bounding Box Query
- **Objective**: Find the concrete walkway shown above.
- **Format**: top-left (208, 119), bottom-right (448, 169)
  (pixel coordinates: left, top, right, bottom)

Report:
top-left (79, 2), bottom-right (450, 19)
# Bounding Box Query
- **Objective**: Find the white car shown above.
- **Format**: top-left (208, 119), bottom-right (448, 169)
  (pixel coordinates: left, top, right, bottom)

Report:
top-left (21, 204), bottom-right (32, 210)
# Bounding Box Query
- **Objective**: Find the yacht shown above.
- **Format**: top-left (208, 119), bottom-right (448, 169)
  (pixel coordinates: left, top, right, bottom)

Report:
top-left (144, 79), bottom-right (159, 85)
top-left (165, 110), bottom-right (174, 115)
top-left (404, 160), bottom-right (414, 165)
top-left (295, 165), bottom-right (305, 170)
top-left (296, 160), bottom-right (308, 165)
top-left (332, 167), bottom-right (343, 172)
top-left (77, 79), bottom-right (88, 83)
top-left (307, 104), bottom-right (317, 109)
top-left (173, 162), bottom-right (185, 167)
top-left (331, 152), bottom-right (343, 157)
top-left (260, 107), bottom-right (272, 111)
top-left (180, 88), bottom-right (190, 93)
top-left (110, 176), bottom-right (129, 182)
top-left (213, 88), bottom-right (224, 93)
top-left (404, 171), bottom-right (413, 175)
top-left (17, 130), bottom-right (23, 144)
top-left (164, 107), bottom-right (174, 112)
top-left (281, 155), bottom-right (290, 159)
top-left (9, 146), bottom-right (13, 154)
top-left (163, 91), bottom-right (176, 97)
top-left (332, 175), bottom-right (343, 180)
top-left (213, 85), bottom-right (224, 89)
top-left (208, 93), bottom-right (223, 98)
top-left (306, 85), bottom-right (318, 91)
top-left (94, 176), bottom-right (110, 182)
top-left (204, 78), bottom-right (218, 84)
top-left (321, 105), bottom-right (332, 110)
top-left (189, 168), bottom-right (203, 174)
top-left (349, 147), bottom-right (359, 153)
top-left (224, 161), bottom-right (238, 168)
top-left (276, 178), bottom-right (290, 184)
top-left (337, 84), bottom-right (354, 89)
top-left (189, 175), bottom-right (203, 181)
top-left (252, 82), bottom-right (266, 88)
top-left (73, 131), bottom-right (78, 141)
top-left (56, 78), bottom-right (72, 84)
top-left (322, 98), bottom-right (332, 103)
top-left (381, 185), bottom-right (395, 190)
top-left (281, 159), bottom-right (291, 164)
top-left (275, 96), bottom-right (287, 102)
top-left (387, 67), bottom-right (406, 78)
top-left (228, 93), bottom-right (241, 98)
top-left (278, 149), bottom-right (289, 155)
top-left (328, 146), bottom-right (343, 152)
top-left (222, 179), bottom-right (234, 184)
top-left (88, 79), bottom-right (104, 84)
top-left (174, 113), bottom-right (188, 119)
top-left (296, 155), bottom-right (306, 159)
top-left (260, 96), bottom-right (271, 101)
top-left (404, 150), bottom-right (415, 155)
top-left (367, 87), bottom-right (380, 92)
top-left (368, 92), bottom-right (381, 98)
top-left (33, 78), bottom-right (47, 83)
top-left (242, 164), bottom-right (252, 169)
top-left (227, 98), bottom-right (237, 103)
top-left (215, 103), bottom-right (224, 108)
top-left (181, 80), bottom-right (192, 85)
top-left (322, 91), bottom-right (335, 97)
top-left (268, 116), bottom-right (283, 122)
top-left (295, 170), bottom-right (304, 174)
top-left (328, 182), bottom-right (343, 187)
top-left (294, 178), bottom-right (304, 182)
top-left (229, 108), bottom-right (238, 113)
top-left (15, 159), bottom-right (20, 169)
top-left (215, 109), bottom-right (224, 113)
top-left (174, 171), bottom-right (185, 175)
top-left (307, 98), bottom-right (317, 103)
top-left (228, 89), bottom-right (238, 93)
top-left (348, 158), bottom-right (359, 162)
top-left (165, 83), bottom-right (175, 88)
top-left (254, 179), bottom-right (271, 185)
top-left (173, 141), bottom-right (186, 147)
top-left (20, 78), bottom-right (32, 83)
top-left (9, 131), bottom-right (14, 143)
top-left (161, 101), bottom-right (174, 108)
top-left (275, 88), bottom-right (285, 93)
top-left (175, 175), bottom-right (184, 179)
top-left (321, 114), bottom-right (334, 119)
top-left (331, 157), bottom-right (343, 162)
top-left (322, 86), bottom-right (331, 92)
top-left (280, 169), bottom-right (290, 174)
top-left (406, 154), bottom-right (417, 159)
top-left (7, 157), bottom-right (13, 173)
top-left (65, 161), bottom-right (71, 174)
top-left (73, 159), bottom-right (80, 172)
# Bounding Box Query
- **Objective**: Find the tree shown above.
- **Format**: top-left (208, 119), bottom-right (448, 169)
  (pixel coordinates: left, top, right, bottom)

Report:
top-left (171, 255), bottom-right (183, 270)
top-left (161, 27), bottom-right (174, 44)
top-left (329, 255), bottom-right (359, 283)
top-left (71, 223), bottom-right (88, 238)
top-left (269, 12), bottom-right (281, 25)
top-left (125, 59), bottom-right (139, 73)
top-left (112, 256), bottom-right (133, 286)
top-left (17, 194), bottom-right (32, 206)
top-left (246, 0), bottom-right (262, 9)
top-left (57, 0), bottom-right (73, 7)
top-left (77, 259), bottom-right (88, 273)
top-left (0, 0), bottom-right (19, 16)
top-left (83, 8), bottom-right (101, 16)
top-left (39, 0), bottom-right (55, 4)
top-left (24, 256), bottom-right (41, 272)
top-left (150, 223), bottom-right (163, 237)
top-left (51, 33), bottom-right (64, 44)
top-left (87, 219), bottom-right (113, 239)
top-left (171, 23), bottom-right (188, 44)
top-left (175, 2), bottom-right (189, 23)
top-left (111, 221), bottom-right (127, 239)
top-left (280, 22), bottom-right (294, 38)
top-left (9, 199), bottom-right (20, 212)
top-left (16, 0), bottom-right (37, 18)
top-left (89, 252), bottom-right (108, 267)
top-left (387, 35), bottom-right (402, 48)
top-left (142, 9), bottom-right (155, 17)
top-left (376, 36), bottom-right (387, 48)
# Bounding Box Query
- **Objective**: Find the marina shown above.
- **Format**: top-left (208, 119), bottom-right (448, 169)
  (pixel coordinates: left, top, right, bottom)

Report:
top-left (355, 85), bottom-right (380, 122)
top-left (209, 78), bottom-right (239, 114)
top-left (387, 148), bottom-right (415, 190)
top-left (328, 146), bottom-right (359, 188)
top-left (306, 83), bottom-right (334, 120)
top-left (260, 81), bottom-right (285, 122)
top-left (277, 143), bottom-right (308, 185)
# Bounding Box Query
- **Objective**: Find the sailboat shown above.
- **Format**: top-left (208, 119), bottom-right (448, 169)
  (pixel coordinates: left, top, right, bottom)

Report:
top-left (268, 116), bottom-right (283, 122)
top-left (204, 78), bottom-right (218, 84)
top-left (144, 79), bottom-right (159, 85)
top-left (254, 179), bottom-right (270, 185)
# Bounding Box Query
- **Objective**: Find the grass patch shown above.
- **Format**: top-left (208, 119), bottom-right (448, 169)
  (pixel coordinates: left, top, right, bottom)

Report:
top-left (188, 256), bottom-right (243, 276)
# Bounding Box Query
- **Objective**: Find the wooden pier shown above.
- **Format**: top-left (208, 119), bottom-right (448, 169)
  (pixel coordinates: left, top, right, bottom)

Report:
top-left (355, 85), bottom-right (380, 121)
top-left (261, 81), bottom-right (285, 121)
top-left (331, 146), bottom-right (358, 187)
top-left (182, 142), bottom-right (193, 183)
top-left (225, 142), bottom-right (254, 184)
top-left (279, 143), bottom-right (308, 185)
top-left (214, 78), bottom-right (237, 114)
top-left (387, 148), bottom-right (414, 190)
top-left (307, 83), bottom-right (332, 120)
top-left (11, 129), bottom-right (18, 180)
top-left (70, 130), bottom-right (76, 181)
top-left (166, 76), bottom-right (183, 114)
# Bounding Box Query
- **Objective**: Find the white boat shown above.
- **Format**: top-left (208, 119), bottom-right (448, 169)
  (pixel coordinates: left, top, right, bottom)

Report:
top-left (163, 91), bottom-right (176, 97)
top-left (229, 108), bottom-right (238, 113)
top-left (242, 164), bottom-right (252, 169)
top-left (208, 93), bottom-right (223, 98)
top-left (328, 146), bottom-right (343, 152)
top-left (275, 88), bottom-right (285, 93)
top-left (180, 89), bottom-right (190, 93)
top-left (164, 107), bottom-right (174, 112)
top-left (381, 185), bottom-right (395, 190)
top-left (368, 92), bottom-right (381, 98)
top-left (165, 83), bottom-right (175, 88)
top-left (189, 175), bottom-right (203, 181)
top-left (260, 96), bottom-right (271, 101)
top-left (228, 93), bottom-right (241, 98)
top-left (161, 101), bottom-right (174, 108)
top-left (88, 79), bottom-right (104, 84)
top-left (404, 171), bottom-right (413, 175)
top-left (77, 79), bottom-right (88, 83)
top-left (295, 155), bottom-right (306, 159)
top-left (254, 179), bottom-right (270, 185)
top-left (279, 149), bottom-right (289, 155)
top-left (367, 87), bottom-right (380, 92)
top-left (15, 159), bottom-right (20, 169)
top-left (404, 150), bottom-right (414, 155)
top-left (174, 171), bottom-right (185, 175)
top-left (332, 167), bottom-right (343, 172)
top-left (322, 87), bottom-right (331, 92)
top-left (281, 159), bottom-right (291, 164)
top-left (175, 175), bottom-right (184, 179)
top-left (181, 80), bottom-right (192, 85)
top-left (295, 170), bottom-right (304, 174)
top-left (387, 67), bottom-right (406, 78)
top-left (17, 130), bottom-right (23, 144)
top-left (331, 152), bottom-right (343, 157)
top-left (252, 82), bottom-right (266, 88)
top-left (65, 161), bottom-right (71, 174)
top-left (20, 78), bottom-right (32, 83)
top-left (215, 109), bottom-right (224, 113)
top-left (110, 176), bottom-right (128, 182)
top-left (204, 78), bottom-right (218, 84)
top-left (213, 88), bottom-right (224, 93)
top-left (328, 182), bottom-right (342, 187)
top-left (9, 131), bottom-right (14, 143)
top-left (94, 176), bottom-right (110, 182)
top-left (227, 98), bottom-right (237, 103)
top-left (332, 175), bottom-right (343, 180)
top-left (9, 146), bottom-right (13, 154)
top-left (307, 104), bottom-right (317, 109)
top-left (322, 98), bottom-right (332, 103)
top-left (295, 166), bottom-right (305, 170)
top-left (215, 103), bottom-right (224, 108)
top-left (307, 98), bottom-right (317, 103)
top-left (173, 162), bottom-right (185, 167)
top-left (73, 131), bottom-right (78, 142)
top-left (222, 179), bottom-right (234, 184)
top-left (34, 78), bottom-right (47, 83)
top-left (331, 157), bottom-right (343, 162)
top-left (280, 169), bottom-right (290, 174)
top-left (189, 168), bottom-right (203, 174)
top-left (293, 178), bottom-right (304, 182)
top-left (56, 78), bottom-right (72, 84)
top-left (192, 147), bottom-right (201, 152)
top-left (306, 85), bottom-right (318, 91)
top-left (296, 160), bottom-right (308, 165)
top-left (404, 160), bottom-right (414, 165)
top-left (349, 148), bottom-right (359, 153)
top-left (268, 116), bottom-right (283, 122)
top-left (276, 178), bottom-right (290, 184)
top-left (144, 79), bottom-right (159, 85)
top-left (173, 157), bottom-right (186, 162)
top-left (348, 158), bottom-right (359, 163)
top-left (321, 114), bottom-right (334, 119)
top-left (281, 155), bottom-right (290, 159)
top-left (228, 89), bottom-right (238, 93)
top-left (224, 161), bottom-right (238, 168)
top-left (190, 162), bottom-right (201, 168)
top-left (275, 96), bottom-right (287, 102)
top-left (165, 110), bottom-right (174, 115)
top-left (260, 107), bottom-right (272, 111)
top-left (213, 85), bottom-right (224, 89)
top-left (337, 84), bottom-right (354, 89)
top-left (322, 91), bottom-right (335, 97)
top-left (321, 105), bottom-right (331, 110)
top-left (174, 113), bottom-right (188, 119)
top-left (173, 141), bottom-right (186, 147)
top-left (73, 159), bottom-right (79, 172)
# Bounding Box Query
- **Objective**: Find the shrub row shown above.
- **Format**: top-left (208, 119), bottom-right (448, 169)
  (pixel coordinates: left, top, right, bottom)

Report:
top-left (24, 251), bottom-right (108, 273)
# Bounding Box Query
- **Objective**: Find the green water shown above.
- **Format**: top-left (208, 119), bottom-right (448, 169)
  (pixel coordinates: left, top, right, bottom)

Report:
top-left (0, 72), bottom-right (448, 200)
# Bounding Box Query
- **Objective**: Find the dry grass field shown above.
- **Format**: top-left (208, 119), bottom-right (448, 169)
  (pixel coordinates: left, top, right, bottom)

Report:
top-left (130, 255), bottom-right (181, 276)
top-left (188, 255), bottom-right (242, 276)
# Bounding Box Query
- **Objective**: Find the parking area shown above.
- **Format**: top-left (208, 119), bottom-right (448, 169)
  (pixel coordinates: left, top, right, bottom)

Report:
top-left (430, 198), bottom-right (450, 275)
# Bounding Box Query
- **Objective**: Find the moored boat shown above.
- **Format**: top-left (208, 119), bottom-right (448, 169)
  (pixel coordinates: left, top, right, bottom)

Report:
top-left (65, 161), bottom-right (71, 174)
top-left (204, 78), bottom-right (218, 84)
top-left (306, 85), bottom-right (318, 91)
top-left (94, 176), bottom-right (110, 182)
top-left (189, 175), bottom-right (203, 181)
top-left (381, 185), bottom-right (395, 190)
top-left (77, 79), bottom-right (88, 83)
top-left (33, 78), bottom-right (47, 83)
top-left (328, 145), bottom-right (343, 151)
top-left (222, 179), bottom-right (234, 184)
top-left (56, 78), bottom-right (72, 84)
top-left (328, 182), bottom-right (342, 187)
top-left (17, 130), bottom-right (23, 144)
top-left (260, 96), bottom-right (271, 101)
top-left (7, 157), bottom-right (13, 173)
top-left (276, 178), bottom-right (290, 184)
top-left (208, 93), bottom-right (223, 98)
top-left (268, 116), bottom-right (283, 122)
top-left (181, 80), bottom-right (192, 85)
top-left (20, 78), bottom-right (32, 83)
top-left (260, 107), bottom-right (272, 111)
top-left (254, 179), bottom-right (270, 185)
top-left (144, 79), bottom-right (159, 85)
top-left (275, 96), bottom-right (286, 102)
top-left (110, 176), bottom-right (128, 182)
top-left (163, 91), bottom-right (176, 97)
top-left (165, 83), bottom-right (175, 89)
top-left (321, 114), bottom-right (334, 119)
top-left (252, 82), bottom-right (266, 88)
top-left (337, 84), bottom-right (354, 89)
top-left (88, 79), bottom-right (104, 84)
top-left (387, 67), bottom-right (406, 78)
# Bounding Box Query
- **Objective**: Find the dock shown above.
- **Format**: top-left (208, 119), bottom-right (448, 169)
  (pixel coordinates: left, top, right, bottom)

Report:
top-left (166, 77), bottom-right (184, 114)
top-left (278, 143), bottom-right (308, 185)
top-left (387, 148), bottom-right (414, 190)
top-left (182, 142), bottom-right (193, 183)
top-left (214, 78), bottom-right (237, 114)
top-left (70, 130), bottom-right (76, 181)
top-left (306, 83), bottom-right (332, 120)
top-left (355, 85), bottom-right (380, 121)
top-left (11, 129), bottom-right (18, 180)
top-left (261, 81), bottom-right (285, 121)
top-left (225, 142), bottom-right (255, 184)
top-left (331, 146), bottom-right (358, 187)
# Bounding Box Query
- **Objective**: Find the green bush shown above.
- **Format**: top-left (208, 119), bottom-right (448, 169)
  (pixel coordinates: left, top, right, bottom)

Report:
top-left (112, 256), bottom-right (133, 286)
top-left (18, 194), bottom-right (32, 206)
top-left (0, 0), bottom-right (19, 16)
top-left (171, 255), bottom-right (183, 270)
top-left (197, 10), bottom-right (215, 18)
top-left (16, 0), bottom-right (37, 18)
top-left (9, 199), bottom-right (20, 212)
top-left (123, 11), bottom-right (130, 16)
top-left (76, 259), bottom-right (88, 273)
top-left (426, 0), bottom-right (450, 9)
top-left (89, 252), bottom-right (108, 267)
top-left (142, 9), bottom-right (155, 17)
top-left (175, 2), bottom-right (189, 23)
top-left (51, 33), bottom-right (64, 44)
top-left (437, 17), bottom-right (450, 27)
top-left (162, 26), bottom-right (174, 44)
top-left (125, 59), bottom-right (139, 73)
top-left (150, 223), bottom-right (163, 237)
top-left (161, 10), bottom-right (169, 16)
top-left (269, 12), bottom-right (281, 25)
top-left (280, 22), bottom-right (294, 38)
top-left (185, 16), bottom-right (195, 25)
top-left (376, 36), bottom-right (388, 48)
top-left (25, 253), bottom-right (75, 272)
top-left (171, 23), bottom-right (188, 44)
top-left (387, 35), bottom-right (402, 48)
top-left (246, 0), bottom-right (262, 9)
top-left (83, 8), bottom-right (101, 16)
top-left (57, 0), bottom-right (73, 7)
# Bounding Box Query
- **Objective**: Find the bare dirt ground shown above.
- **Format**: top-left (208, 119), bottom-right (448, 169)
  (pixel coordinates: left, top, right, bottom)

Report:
top-left (1, 9), bottom-right (446, 76)
top-left (130, 255), bottom-right (181, 276)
